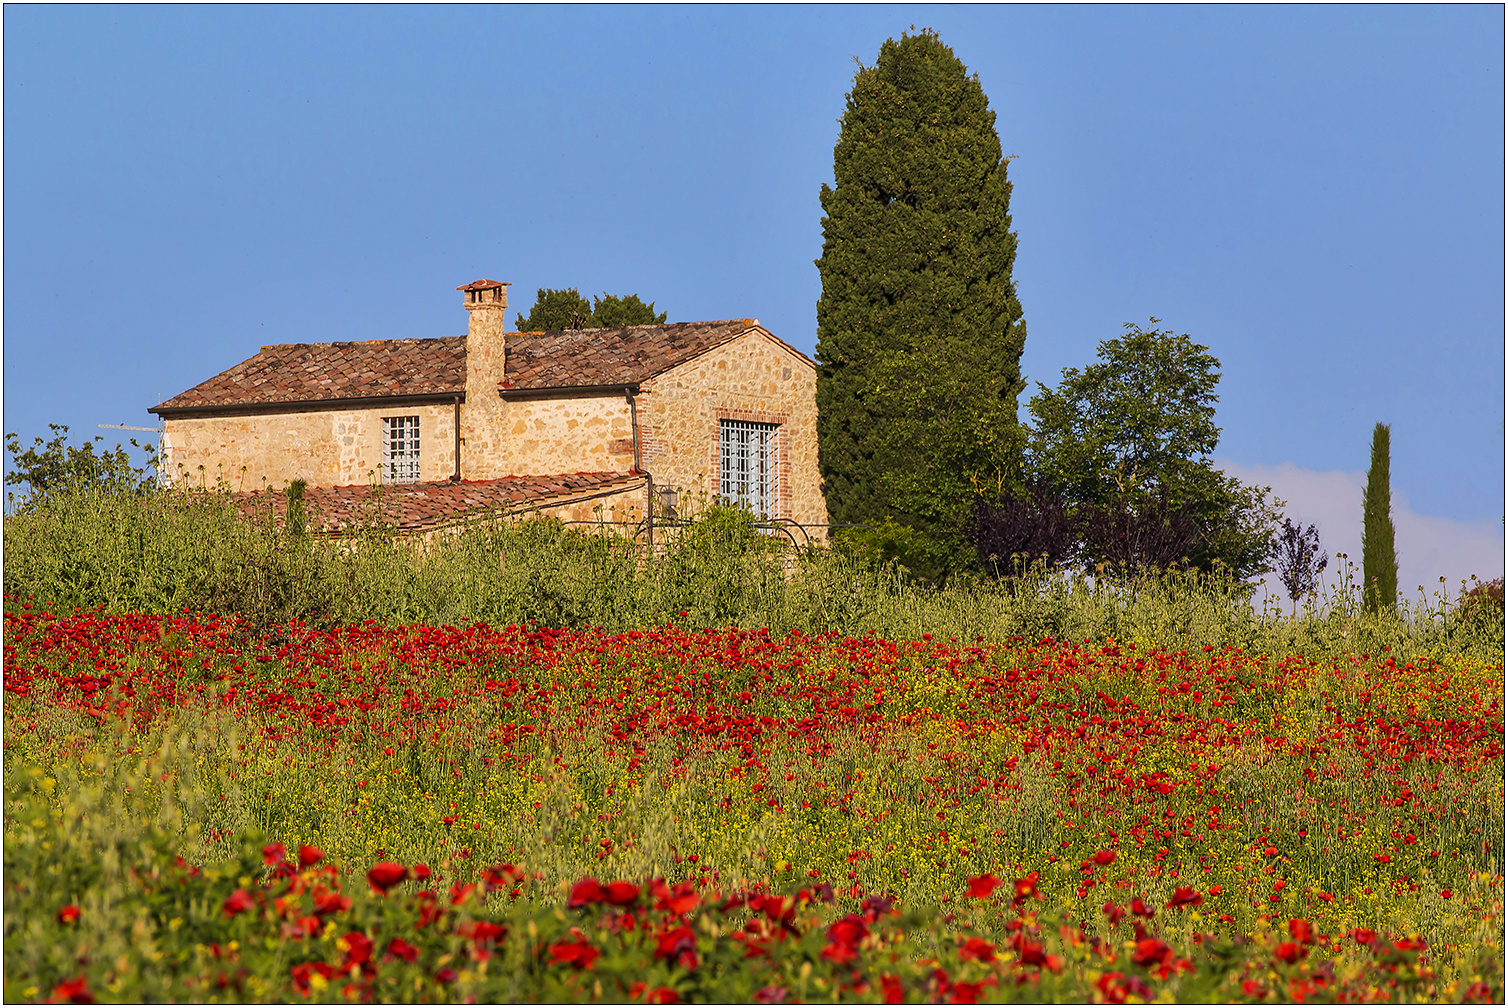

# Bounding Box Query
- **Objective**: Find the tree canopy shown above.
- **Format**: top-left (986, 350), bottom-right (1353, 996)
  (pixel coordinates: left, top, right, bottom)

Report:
top-left (1022, 322), bottom-right (1279, 580)
top-left (514, 289), bottom-right (666, 332)
top-left (5, 425), bottom-right (156, 508)
top-left (814, 29), bottom-right (1026, 580)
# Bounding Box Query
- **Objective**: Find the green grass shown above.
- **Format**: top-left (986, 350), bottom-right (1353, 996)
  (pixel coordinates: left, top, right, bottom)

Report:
top-left (3, 482), bottom-right (1502, 661)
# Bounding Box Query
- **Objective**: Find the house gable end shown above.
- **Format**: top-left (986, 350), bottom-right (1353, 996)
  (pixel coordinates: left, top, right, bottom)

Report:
top-left (645, 326), bottom-right (815, 386)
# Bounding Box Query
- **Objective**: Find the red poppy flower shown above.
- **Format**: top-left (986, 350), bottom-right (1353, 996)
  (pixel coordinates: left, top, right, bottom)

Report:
top-left (313, 891), bottom-right (351, 917)
top-left (653, 879), bottom-right (701, 916)
top-left (966, 874), bottom-right (1000, 898)
top-left (548, 939), bottom-right (601, 970)
top-left (413, 864), bottom-right (432, 882)
top-left (603, 881), bottom-right (641, 906)
top-left (880, 974), bottom-right (905, 1005)
top-left (387, 938), bottom-right (420, 963)
top-left (1131, 937), bottom-right (1172, 968)
top-left (645, 988), bottom-right (680, 1005)
top-left (568, 877), bottom-right (606, 907)
top-left (1012, 872), bottom-right (1041, 905)
top-left (1018, 940), bottom-right (1049, 966)
top-left (298, 845), bottom-right (324, 868)
top-left (950, 980), bottom-right (986, 1004)
top-left (340, 931), bottom-right (374, 967)
top-left (367, 862), bottom-right (409, 894)
top-left (1092, 849), bottom-right (1117, 866)
top-left (1288, 918), bottom-right (1314, 944)
top-left (262, 842), bottom-right (286, 866)
top-left (960, 937), bottom-right (996, 962)
top-left (48, 976), bottom-right (93, 1004)
top-left (655, 925), bottom-right (699, 969)
top-left (820, 940), bottom-right (859, 964)
top-left (457, 919), bottom-right (507, 949)
top-left (481, 863), bottom-right (522, 891)
top-left (1096, 971), bottom-right (1130, 1004)
top-left (1352, 928), bottom-right (1377, 945)
top-left (1166, 886), bottom-right (1202, 909)
top-left (1275, 941), bottom-right (1305, 964)
top-left (222, 888), bottom-right (256, 917)
top-left (57, 905), bottom-right (81, 925)
top-left (290, 962), bottom-right (339, 996)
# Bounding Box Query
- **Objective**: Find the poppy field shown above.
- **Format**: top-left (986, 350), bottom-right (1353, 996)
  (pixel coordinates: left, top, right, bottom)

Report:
top-left (3, 601), bottom-right (1504, 1003)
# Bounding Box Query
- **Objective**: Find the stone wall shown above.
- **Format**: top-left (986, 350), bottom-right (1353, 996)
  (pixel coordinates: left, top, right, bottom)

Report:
top-left (492, 395), bottom-right (638, 479)
top-left (639, 329), bottom-right (828, 528)
top-left (164, 403), bottom-right (457, 491)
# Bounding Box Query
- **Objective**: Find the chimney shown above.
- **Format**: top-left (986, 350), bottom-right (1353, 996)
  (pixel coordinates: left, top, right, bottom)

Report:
top-left (458, 279), bottom-right (510, 480)
top-left (460, 279), bottom-right (509, 331)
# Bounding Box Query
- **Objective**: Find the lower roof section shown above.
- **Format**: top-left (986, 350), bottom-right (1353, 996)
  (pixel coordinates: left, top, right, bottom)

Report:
top-left (235, 471), bottom-right (644, 534)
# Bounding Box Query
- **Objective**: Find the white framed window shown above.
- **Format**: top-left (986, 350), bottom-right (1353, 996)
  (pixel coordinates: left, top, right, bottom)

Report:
top-left (719, 419), bottom-right (779, 516)
top-left (382, 415), bottom-right (421, 483)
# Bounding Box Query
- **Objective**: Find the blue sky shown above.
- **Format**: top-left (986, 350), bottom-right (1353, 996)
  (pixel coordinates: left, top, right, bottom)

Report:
top-left (4, 5), bottom-right (1503, 586)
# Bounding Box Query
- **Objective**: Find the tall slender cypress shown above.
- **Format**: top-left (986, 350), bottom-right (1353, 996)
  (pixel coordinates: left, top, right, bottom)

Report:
top-left (815, 29), bottom-right (1025, 559)
top-left (1361, 422), bottom-right (1398, 614)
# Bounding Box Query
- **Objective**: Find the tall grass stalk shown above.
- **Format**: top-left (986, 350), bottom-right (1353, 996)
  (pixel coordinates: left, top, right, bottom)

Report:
top-left (5, 485), bottom-right (1500, 661)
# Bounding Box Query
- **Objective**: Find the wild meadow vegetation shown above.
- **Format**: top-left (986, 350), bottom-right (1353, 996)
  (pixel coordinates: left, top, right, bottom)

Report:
top-left (3, 482), bottom-right (1504, 1003)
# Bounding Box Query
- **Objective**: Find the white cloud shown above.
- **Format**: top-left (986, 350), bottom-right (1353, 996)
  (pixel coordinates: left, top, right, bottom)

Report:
top-left (1217, 459), bottom-right (1505, 607)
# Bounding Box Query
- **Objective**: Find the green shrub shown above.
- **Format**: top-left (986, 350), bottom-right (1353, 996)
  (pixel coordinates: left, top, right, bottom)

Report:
top-left (3, 482), bottom-right (1502, 663)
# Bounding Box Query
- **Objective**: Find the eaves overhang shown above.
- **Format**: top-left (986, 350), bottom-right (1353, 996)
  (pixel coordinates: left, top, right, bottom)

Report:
top-left (150, 391), bottom-right (465, 420)
top-left (496, 383), bottom-right (641, 402)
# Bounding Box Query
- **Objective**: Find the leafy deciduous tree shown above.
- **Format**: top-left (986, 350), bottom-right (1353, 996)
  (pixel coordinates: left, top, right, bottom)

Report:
top-left (514, 289), bottom-right (666, 332)
top-left (1078, 492), bottom-right (1203, 577)
top-left (1273, 518), bottom-right (1327, 615)
top-left (588, 293), bottom-right (667, 329)
top-left (5, 425), bottom-right (155, 508)
top-left (963, 477), bottom-right (1076, 576)
top-left (1026, 321), bottom-right (1280, 580)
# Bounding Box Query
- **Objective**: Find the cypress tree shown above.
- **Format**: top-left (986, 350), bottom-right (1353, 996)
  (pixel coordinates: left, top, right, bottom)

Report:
top-left (1361, 422), bottom-right (1398, 614)
top-left (815, 29), bottom-right (1026, 567)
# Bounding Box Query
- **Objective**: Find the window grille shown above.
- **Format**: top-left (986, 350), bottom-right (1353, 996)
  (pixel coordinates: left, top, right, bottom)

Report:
top-left (719, 419), bottom-right (779, 516)
top-left (382, 416), bottom-right (421, 483)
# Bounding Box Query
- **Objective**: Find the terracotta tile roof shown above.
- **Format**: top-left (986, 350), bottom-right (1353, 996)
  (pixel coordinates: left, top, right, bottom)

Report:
top-left (458, 279), bottom-right (509, 291)
top-left (152, 337), bottom-right (466, 412)
top-left (503, 320), bottom-right (758, 390)
top-left (237, 471), bottom-right (643, 534)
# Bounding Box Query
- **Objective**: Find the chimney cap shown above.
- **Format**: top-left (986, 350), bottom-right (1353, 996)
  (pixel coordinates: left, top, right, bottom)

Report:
top-left (458, 279), bottom-right (511, 292)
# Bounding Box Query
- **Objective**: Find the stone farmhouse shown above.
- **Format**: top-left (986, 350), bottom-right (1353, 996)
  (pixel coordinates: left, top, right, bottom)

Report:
top-left (149, 280), bottom-right (828, 534)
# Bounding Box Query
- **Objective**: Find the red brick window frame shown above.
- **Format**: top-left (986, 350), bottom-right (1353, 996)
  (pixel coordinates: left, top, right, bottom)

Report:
top-left (714, 409), bottom-right (792, 519)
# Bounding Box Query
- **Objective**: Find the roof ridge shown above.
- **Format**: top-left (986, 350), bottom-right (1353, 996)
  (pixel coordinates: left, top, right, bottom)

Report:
top-left (258, 335), bottom-right (463, 351)
top-left (507, 318), bottom-right (756, 337)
